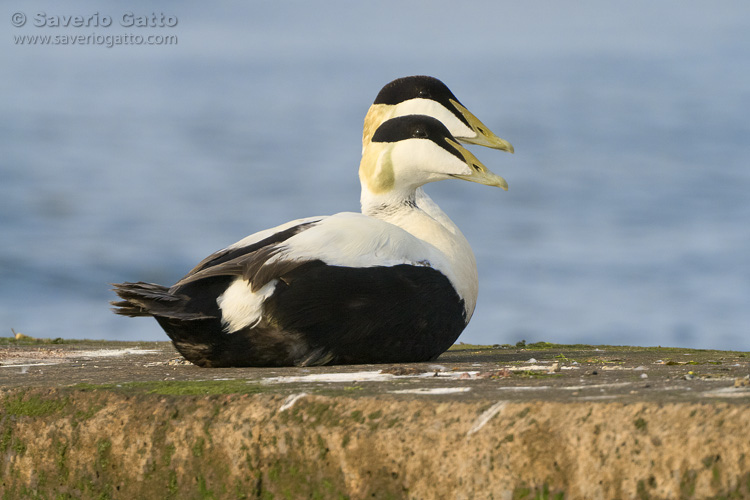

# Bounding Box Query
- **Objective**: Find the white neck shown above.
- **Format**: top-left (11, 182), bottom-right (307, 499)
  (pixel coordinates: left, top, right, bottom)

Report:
top-left (360, 185), bottom-right (479, 320)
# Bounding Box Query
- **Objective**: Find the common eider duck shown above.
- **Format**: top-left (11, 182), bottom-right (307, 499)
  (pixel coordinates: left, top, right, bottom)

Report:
top-left (362, 75), bottom-right (514, 154)
top-left (362, 75), bottom-right (514, 254)
top-left (112, 80), bottom-right (513, 367)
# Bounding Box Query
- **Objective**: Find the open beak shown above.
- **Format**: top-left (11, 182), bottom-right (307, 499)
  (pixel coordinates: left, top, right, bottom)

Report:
top-left (450, 99), bottom-right (515, 154)
top-left (446, 139), bottom-right (508, 191)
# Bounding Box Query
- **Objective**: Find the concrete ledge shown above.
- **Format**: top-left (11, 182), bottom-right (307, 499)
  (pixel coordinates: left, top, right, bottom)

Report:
top-left (2, 339), bottom-right (750, 499)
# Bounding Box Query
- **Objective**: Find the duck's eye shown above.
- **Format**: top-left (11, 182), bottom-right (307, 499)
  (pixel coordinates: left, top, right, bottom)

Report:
top-left (413, 127), bottom-right (428, 138)
top-left (418, 88), bottom-right (430, 98)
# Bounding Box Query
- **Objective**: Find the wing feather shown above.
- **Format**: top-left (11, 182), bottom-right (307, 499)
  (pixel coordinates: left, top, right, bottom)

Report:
top-left (171, 219), bottom-right (321, 291)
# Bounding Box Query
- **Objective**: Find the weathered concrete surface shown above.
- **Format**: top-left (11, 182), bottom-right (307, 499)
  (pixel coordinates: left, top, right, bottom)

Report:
top-left (2, 338), bottom-right (750, 499)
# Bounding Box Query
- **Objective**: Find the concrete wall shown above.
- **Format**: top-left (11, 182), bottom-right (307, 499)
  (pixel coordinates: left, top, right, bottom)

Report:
top-left (2, 388), bottom-right (750, 499)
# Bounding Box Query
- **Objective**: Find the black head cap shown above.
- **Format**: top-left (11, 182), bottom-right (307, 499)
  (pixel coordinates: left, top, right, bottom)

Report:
top-left (370, 115), bottom-right (463, 161)
top-left (374, 75), bottom-right (463, 106)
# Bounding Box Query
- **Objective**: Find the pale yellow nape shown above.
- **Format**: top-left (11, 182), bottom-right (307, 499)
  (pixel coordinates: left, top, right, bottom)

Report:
top-left (361, 104), bottom-right (394, 150)
top-left (359, 143), bottom-right (395, 194)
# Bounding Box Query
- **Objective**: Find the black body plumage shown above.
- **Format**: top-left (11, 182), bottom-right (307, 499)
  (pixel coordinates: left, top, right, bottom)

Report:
top-left (112, 223), bottom-right (466, 367)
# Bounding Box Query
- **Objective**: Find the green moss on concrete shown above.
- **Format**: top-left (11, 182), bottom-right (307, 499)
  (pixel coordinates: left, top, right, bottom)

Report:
top-left (1, 427), bottom-right (12, 453)
top-left (72, 402), bottom-right (105, 425)
top-left (512, 483), bottom-right (564, 500)
top-left (162, 443), bottom-right (177, 467)
top-left (279, 401), bottom-right (346, 428)
top-left (196, 474), bottom-right (216, 499)
top-left (165, 470), bottom-right (178, 498)
top-left (634, 418), bottom-right (648, 432)
top-left (12, 438), bottom-right (27, 455)
top-left (2, 391), bottom-right (69, 417)
top-left (680, 469), bottom-right (698, 497)
top-left (306, 401), bottom-right (341, 426)
top-left (192, 437), bottom-right (206, 458)
top-left (448, 343), bottom-right (500, 351)
top-left (73, 380), bottom-right (266, 396)
top-left (262, 459), bottom-right (350, 500)
top-left (96, 438), bottom-right (113, 469)
top-left (367, 409), bottom-right (383, 420)
top-left (55, 438), bottom-right (70, 480)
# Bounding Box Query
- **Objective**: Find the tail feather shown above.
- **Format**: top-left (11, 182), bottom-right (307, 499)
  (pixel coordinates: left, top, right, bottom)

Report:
top-left (110, 281), bottom-right (212, 320)
top-left (110, 282), bottom-right (174, 317)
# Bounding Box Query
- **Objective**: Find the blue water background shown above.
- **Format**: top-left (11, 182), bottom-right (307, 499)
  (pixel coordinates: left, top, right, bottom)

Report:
top-left (2, 1), bottom-right (749, 349)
